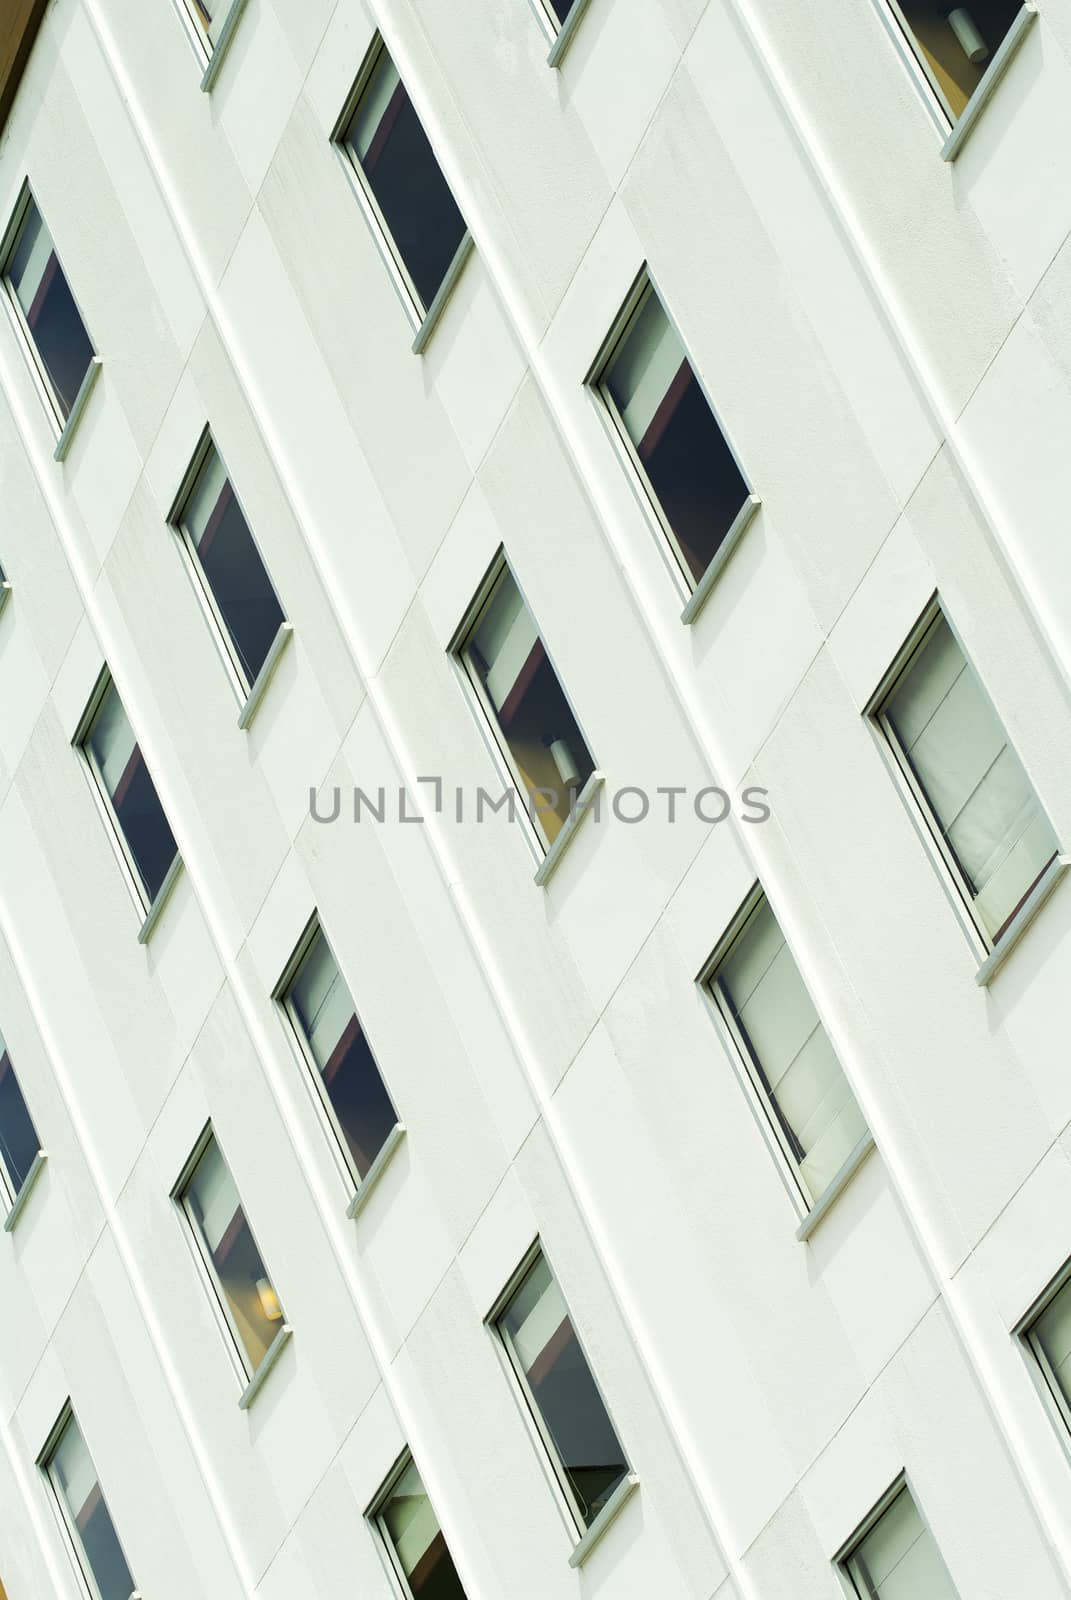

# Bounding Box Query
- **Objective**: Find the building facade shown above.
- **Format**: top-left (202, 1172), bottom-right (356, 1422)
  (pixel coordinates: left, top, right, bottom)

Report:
top-left (1, 0), bottom-right (1071, 1597)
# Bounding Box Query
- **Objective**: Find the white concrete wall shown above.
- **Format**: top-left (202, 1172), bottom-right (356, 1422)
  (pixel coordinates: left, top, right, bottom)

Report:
top-left (1, 0), bottom-right (1071, 1596)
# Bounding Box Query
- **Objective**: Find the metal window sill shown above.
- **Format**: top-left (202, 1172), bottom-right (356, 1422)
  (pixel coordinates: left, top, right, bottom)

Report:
top-left (3, 1150), bottom-right (46, 1233)
top-left (347, 1123), bottom-right (406, 1220)
top-left (680, 495), bottom-right (761, 626)
top-left (411, 233), bottom-right (474, 355)
top-left (547, 0), bottom-right (592, 69)
top-left (975, 854), bottom-right (1070, 987)
top-left (238, 1322), bottom-right (292, 1410)
top-left (200, 0), bottom-right (250, 92)
top-left (138, 853), bottom-right (184, 946)
top-left (238, 621), bottom-right (293, 730)
top-left (567, 1473), bottom-right (639, 1568)
top-left (534, 771), bottom-right (604, 888)
top-left (796, 1134), bottom-right (876, 1242)
top-left (53, 357), bottom-right (102, 463)
top-left (941, 3), bottom-right (1037, 161)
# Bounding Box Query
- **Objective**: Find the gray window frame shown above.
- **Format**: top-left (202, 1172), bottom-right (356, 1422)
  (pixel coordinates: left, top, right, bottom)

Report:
top-left (171, 1123), bottom-right (291, 1404)
top-left (588, 268), bottom-right (759, 620)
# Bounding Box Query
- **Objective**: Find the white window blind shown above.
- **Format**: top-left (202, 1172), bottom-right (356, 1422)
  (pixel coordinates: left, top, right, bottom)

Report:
top-left (605, 291), bottom-right (686, 447)
top-left (846, 1487), bottom-right (957, 1599)
top-left (470, 572), bottom-right (539, 713)
top-left (53, 1419), bottom-right (96, 1520)
top-left (349, 50), bottom-right (402, 162)
top-left (885, 616), bottom-right (1057, 940)
top-left (289, 933), bottom-right (354, 1075)
top-left (187, 1138), bottom-right (241, 1254)
top-left (383, 1462), bottom-right (441, 1577)
top-left (8, 203), bottom-right (51, 318)
top-left (717, 898), bottom-right (867, 1203)
top-left (87, 686), bottom-right (137, 798)
top-left (181, 445), bottom-right (228, 548)
top-left (506, 1254), bottom-right (569, 1374)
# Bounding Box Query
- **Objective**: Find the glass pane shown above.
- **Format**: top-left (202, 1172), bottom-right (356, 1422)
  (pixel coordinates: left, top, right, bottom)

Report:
top-left (896, 1), bottom-right (1022, 119)
top-left (886, 617), bottom-right (1058, 939)
top-left (0, 1033), bottom-right (40, 1198)
top-left (188, 0), bottom-right (234, 47)
top-left (345, 46), bottom-right (467, 310)
top-left (381, 1459), bottom-right (467, 1600)
top-left (467, 570), bottom-right (594, 842)
top-left (501, 1255), bottom-right (628, 1528)
top-left (180, 444), bottom-right (283, 685)
top-left (186, 1138), bottom-right (283, 1372)
top-left (717, 899), bottom-right (867, 1202)
top-left (51, 1416), bottom-right (136, 1600)
top-left (605, 288), bottom-right (748, 584)
top-left (7, 199), bottom-right (94, 420)
top-left (1035, 1279), bottom-right (1071, 1414)
top-left (288, 930), bottom-right (397, 1181)
top-left (86, 680), bottom-right (178, 904)
top-left (847, 1487), bottom-right (957, 1600)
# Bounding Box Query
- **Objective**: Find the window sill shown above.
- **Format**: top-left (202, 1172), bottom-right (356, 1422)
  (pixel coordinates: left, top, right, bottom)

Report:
top-left (534, 771), bottom-right (604, 888)
top-left (796, 1134), bottom-right (876, 1242)
top-left (238, 1322), bottom-right (292, 1410)
top-left (567, 1473), bottom-right (639, 1568)
top-left (53, 357), bottom-right (102, 463)
top-left (138, 853), bottom-right (184, 946)
top-left (3, 1150), bottom-right (46, 1233)
top-left (680, 495), bottom-right (761, 626)
top-left (547, 0), bottom-right (592, 69)
top-left (346, 1123), bottom-right (406, 1220)
top-left (238, 621), bottom-right (293, 731)
top-left (200, 0), bottom-right (250, 92)
top-left (412, 232), bottom-right (474, 355)
top-left (941, 3), bottom-right (1037, 161)
top-left (975, 853), bottom-right (1070, 987)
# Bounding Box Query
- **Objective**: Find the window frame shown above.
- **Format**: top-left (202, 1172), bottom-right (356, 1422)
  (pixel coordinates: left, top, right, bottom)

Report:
top-left (171, 1123), bottom-right (291, 1399)
top-left (73, 666), bottom-right (182, 938)
top-left (530, 0), bottom-right (593, 67)
top-left (589, 268), bottom-right (758, 615)
top-left (451, 549), bottom-right (600, 863)
top-left (332, 31), bottom-right (473, 351)
top-left (0, 1034), bottom-right (46, 1231)
top-left (700, 884), bottom-right (872, 1229)
top-left (0, 182), bottom-right (100, 449)
top-left (174, 0), bottom-right (250, 91)
top-left (872, 0), bottom-right (1038, 156)
top-left (367, 1447), bottom-right (462, 1600)
top-left (274, 913), bottom-right (403, 1212)
top-left (867, 597), bottom-right (1061, 964)
top-left (166, 426), bottom-right (290, 719)
top-left (834, 1473), bottom-right (958, 1599)
top-left (38, 1402), bottom-right (139, 1600)
top-left (486, 1240), bottom-right (634, 1548)
top-left (1017, 1257), bottom-right (1071, 1451)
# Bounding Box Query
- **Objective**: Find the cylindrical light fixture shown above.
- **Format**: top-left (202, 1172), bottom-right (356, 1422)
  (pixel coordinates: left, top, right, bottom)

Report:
top-left (547, 737), bottom-right (580, 789)
top-left (948, 8), bottom-right (989, 63)
top-left (255, 1276), bottom-right (283, 1322)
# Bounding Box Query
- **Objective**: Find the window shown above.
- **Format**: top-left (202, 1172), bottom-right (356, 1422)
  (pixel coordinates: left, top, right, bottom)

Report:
top-left (371, 1452), bottom-right (468, 1600)
top-left (42, 1409), bottom-right (137, 1600)
top-left (0, 1028), bottom-right (42, 1218)
top-left (178, 1132), bottom-right (288, 1390)
top-left (875, 609), bottom-right (1059, 951)
top-left (171, 436), bottom-right (286, 697)
top-left (337, 36), bottom-right (469, 336)
top-left (1022, 1267), bottom-right (1071, 1439)
top-left (706, 892), bottom-right (869, 1214)
top-left (78, 672), bottom-right (179, 918)
top-left (884, 1), bottom-right (1025, 123)
top-left (536, 0), bottom-right (591, 62)
top-left (493, 1249), bottom-right (630, 1538)
top-left (2, 191), bottom-right (95, 430)
top-left (457, 560), bottom-right (596, 849)
top-left (840, 1481), bottom-right (958, 1599)
top-left (595, 276), bottom-right (755, 605)
top-left (177, 0), bottom-right (246, 81)
top-left (280, 923), bottom-right (399, 1194)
